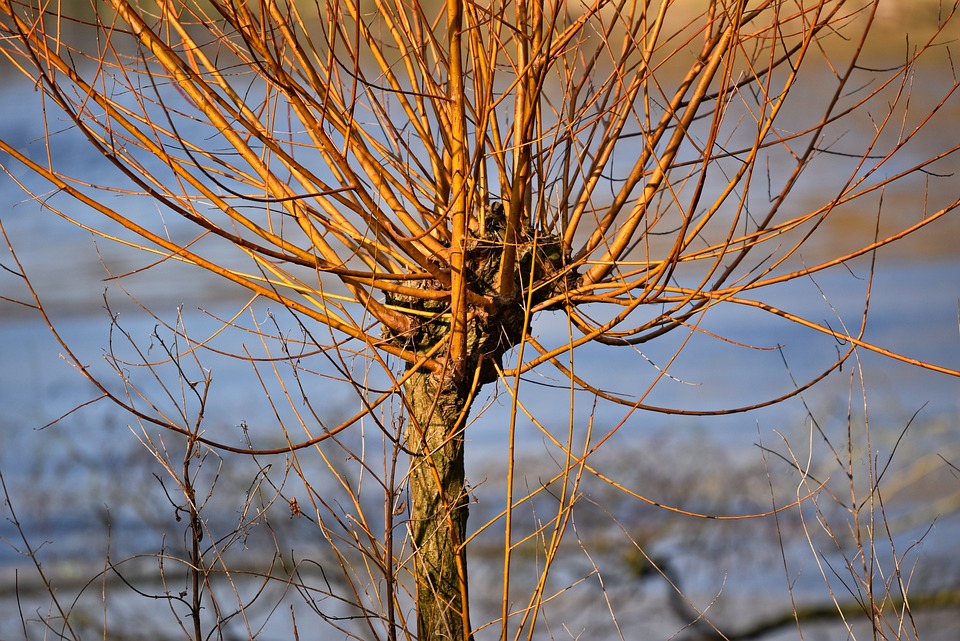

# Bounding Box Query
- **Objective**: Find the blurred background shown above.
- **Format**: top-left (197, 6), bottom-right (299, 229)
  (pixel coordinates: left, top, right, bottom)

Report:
top-left (1, 2), bottom-right (959, 640)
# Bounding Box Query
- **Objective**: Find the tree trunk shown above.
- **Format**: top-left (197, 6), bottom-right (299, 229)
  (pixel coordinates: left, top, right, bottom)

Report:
top-left (405, 369), bottom-right (474, 641)
top-left (384, 203), bottom-right (574, 640)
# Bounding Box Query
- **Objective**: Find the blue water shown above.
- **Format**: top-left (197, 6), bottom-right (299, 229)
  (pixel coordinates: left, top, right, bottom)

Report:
top-left (2, 57), bottom-right (959, 641)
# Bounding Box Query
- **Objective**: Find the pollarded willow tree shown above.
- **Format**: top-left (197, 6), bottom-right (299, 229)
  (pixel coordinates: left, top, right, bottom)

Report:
top-left (2, 0), bottom-right (960, 639)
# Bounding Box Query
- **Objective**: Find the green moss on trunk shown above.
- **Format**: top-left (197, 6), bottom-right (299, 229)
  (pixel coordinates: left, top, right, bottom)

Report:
top-left (383, 203), bottom-right (577, 641)
top-left (405, 370), bottom-right (473, 641)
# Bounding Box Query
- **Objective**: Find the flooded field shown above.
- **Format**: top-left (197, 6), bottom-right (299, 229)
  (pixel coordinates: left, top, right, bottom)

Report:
top-left (2, 2), bottom-right (960, 639)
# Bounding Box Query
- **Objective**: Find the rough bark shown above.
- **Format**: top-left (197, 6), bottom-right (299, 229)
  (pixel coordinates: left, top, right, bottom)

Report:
top-left (384, 202), bottom-right (576, 641)
top-left (405, 370), bottom-right (474, 641)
